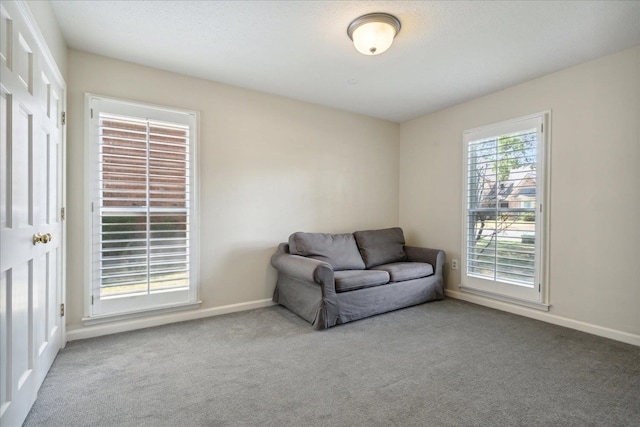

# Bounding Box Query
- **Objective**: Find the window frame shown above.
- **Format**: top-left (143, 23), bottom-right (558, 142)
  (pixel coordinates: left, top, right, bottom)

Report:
top-left (83, 94), bottom-right (200, 323)
top-left (460, 111), bottom-right (551, 311)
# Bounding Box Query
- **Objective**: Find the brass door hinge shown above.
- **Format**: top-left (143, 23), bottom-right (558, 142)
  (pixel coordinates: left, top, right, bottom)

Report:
top-left (60, 303), bottom-right (65, 317)
top-left (61, 111), bottom-right (66, 125)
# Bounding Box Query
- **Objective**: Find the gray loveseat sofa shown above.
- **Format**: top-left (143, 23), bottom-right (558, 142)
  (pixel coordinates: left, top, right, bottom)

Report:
top-left (271, 227), bottom-right (445, 329)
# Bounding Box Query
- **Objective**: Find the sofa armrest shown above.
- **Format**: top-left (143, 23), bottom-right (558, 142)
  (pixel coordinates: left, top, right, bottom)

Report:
top-left (271, 243), bottom-right (335, 294)
top-left (404, 246), bottom-right (446, 275)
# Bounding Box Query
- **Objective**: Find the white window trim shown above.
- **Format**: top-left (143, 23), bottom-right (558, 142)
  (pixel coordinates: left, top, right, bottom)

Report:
top-left (460, 111), bottom-right (551, 311)
top-left (83, 93), bottom-right (201, 324)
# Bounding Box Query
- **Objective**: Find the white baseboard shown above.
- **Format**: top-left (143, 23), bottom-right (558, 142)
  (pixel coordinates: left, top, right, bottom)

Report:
top-left (66, 298), bottom-right (276, 342)
top-left (446, 289), bottom-right (640, 347)
top-left (67, 292), bottom-right (640, 347)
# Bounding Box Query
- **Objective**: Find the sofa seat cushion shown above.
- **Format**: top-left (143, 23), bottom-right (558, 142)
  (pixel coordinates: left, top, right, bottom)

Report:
top-left (289, 232), bottom-right (366, 271)
top-left (353, 227), bottom-right (407, 269)
top-left (334, 270), bottom-right (390, 293)
top-left (371, 262), bottom-right (433, 283)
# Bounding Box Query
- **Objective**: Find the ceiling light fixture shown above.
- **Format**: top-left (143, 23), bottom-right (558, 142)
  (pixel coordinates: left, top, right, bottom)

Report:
top-left (347, 13), bottom-right (401, 56)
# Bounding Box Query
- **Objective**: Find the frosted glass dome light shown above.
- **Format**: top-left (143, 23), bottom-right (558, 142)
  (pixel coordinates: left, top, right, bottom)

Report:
top-left (347, 13), bottom-right (401, 56)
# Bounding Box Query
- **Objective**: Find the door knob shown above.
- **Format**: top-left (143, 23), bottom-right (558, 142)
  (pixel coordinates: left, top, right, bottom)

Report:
top-left (33, 233), bottom-right (53, 245)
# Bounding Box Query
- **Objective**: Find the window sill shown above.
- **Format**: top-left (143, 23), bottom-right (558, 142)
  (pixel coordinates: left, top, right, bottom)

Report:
top-left (82, 301), bottom-right (202, 326)
top-left (458, 285), bottom-right (549, 312)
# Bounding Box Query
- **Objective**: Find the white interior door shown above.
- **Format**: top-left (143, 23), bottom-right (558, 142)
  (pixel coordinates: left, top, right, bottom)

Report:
top-left (0, 2), bottom-right (65, 426)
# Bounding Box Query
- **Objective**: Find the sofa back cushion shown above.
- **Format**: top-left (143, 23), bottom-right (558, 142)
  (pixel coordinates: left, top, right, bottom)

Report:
top-left (288, 232), bottom-right (365, 271)
top-left (353, 227), bottom-right (407, 269)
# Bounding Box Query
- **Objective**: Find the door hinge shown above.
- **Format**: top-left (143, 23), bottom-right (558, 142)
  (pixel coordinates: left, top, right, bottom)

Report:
top-left (538, 283), bottom-right (541, 292)
top-left (60, 303), bottom-right (65, 317)
top-left (91, 295), bottom-right (94, 305)
top-left (61, 111), bottom-right (66, 125)
top-left (61, 207), bottom-right (65, 220)
top-left (541, 123), bottom-right (543, 133)
top-left (91, 108), bottom-right (94, 119)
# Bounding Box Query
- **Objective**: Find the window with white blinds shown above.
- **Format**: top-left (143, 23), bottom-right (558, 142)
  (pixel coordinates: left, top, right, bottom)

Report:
top-left (461, 113), bottom-right (549, 307)
top-left (87, 96), bottom-right (199, 319)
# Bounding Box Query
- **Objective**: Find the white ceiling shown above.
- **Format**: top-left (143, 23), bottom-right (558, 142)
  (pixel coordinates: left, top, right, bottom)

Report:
top-left (51, 1), bottom-right (640, 123)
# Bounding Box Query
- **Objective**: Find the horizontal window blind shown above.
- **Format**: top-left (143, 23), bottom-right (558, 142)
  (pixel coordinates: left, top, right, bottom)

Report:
top-left (98, 113), bottom-right (190, 298)
top-left (466, 128), bottom-right (537, 286)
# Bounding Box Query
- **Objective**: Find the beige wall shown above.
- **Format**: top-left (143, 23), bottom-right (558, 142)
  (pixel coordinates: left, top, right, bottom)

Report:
top-left (400, 46), bottom-right (640, 336)
top-left (59, 39), bottom-right (640, 341)
top-left (66, 50), bottom-right (400, 332)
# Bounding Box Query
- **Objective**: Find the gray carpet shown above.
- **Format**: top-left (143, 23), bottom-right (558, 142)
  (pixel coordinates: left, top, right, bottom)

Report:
top-left (24, 299), bottom-right (640, 427)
